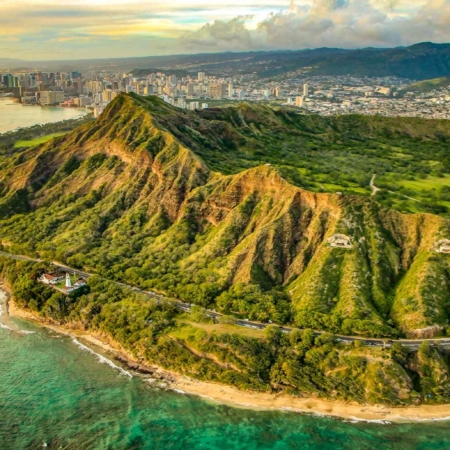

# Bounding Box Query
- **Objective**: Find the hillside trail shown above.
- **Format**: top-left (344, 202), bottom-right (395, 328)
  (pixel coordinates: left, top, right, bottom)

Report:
top-left (370, 174), bottom-right (380, 196)
top-left (371, 174), bottom-right (421, 203)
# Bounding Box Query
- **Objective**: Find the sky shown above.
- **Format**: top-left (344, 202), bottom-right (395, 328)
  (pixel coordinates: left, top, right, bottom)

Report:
top-left (1, 0), bottom-right (450, 60)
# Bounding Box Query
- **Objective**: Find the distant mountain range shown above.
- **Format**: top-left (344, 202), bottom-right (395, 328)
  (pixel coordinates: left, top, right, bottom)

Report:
top-left (1, 42), bottom-right (450, 80)
top-left (0, 58), bottom-right (29, 67)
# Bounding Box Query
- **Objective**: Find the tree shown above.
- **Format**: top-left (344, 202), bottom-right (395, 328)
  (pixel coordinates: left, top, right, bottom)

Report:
top-left (189, 305), bottom-right (212, 323)
top-left (390, 342), bottom-right (408, 364)
top-left (218, 315), bottom-right (237, 325)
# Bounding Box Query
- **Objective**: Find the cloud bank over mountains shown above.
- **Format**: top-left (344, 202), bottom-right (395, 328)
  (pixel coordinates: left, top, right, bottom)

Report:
top-left (0, 0), bottom-right (449, 59)
top-left (180, 0), bottom-right (450, 52)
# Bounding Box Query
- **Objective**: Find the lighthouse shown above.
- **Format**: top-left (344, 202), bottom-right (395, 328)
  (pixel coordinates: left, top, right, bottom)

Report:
top-left (65, 273), bottom-right (72, 289)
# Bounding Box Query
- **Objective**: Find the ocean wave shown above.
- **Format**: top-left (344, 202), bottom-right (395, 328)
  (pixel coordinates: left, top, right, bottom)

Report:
top-left (279, 408), bottom-right (392, 424)
top-left (346, 416), bottom-right (391, 425)
top-left (18, 330), bottom-right (36, 335)
top-left (172, 388), bottom-right (186, 394)
top-left (392, 415), bottom-right (450, 423)
top-left (72, 338), bottom-right (132, 378)
top-left (0, 323), bottom-right (12, 331)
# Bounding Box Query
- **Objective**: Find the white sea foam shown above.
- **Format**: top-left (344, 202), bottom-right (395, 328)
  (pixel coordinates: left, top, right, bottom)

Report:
top-left (346, 416), bottom-right (391, 425)
top-left (172, 389), bottom-right (186, 394)
top-left (0, 291), bottom-right (35, 334)
top-left (424, 416), bottom-right (450, 422)
top-left (72, 338), bottom-right (132, 378)
top-left (278, 408), bottom-right (393, 424)
top-left (392, 415), bottom-right (450, 423)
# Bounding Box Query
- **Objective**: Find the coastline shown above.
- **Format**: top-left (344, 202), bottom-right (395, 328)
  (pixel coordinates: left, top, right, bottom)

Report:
top-left (0, 96), bottom-right (88, 135)
top-left (3, 288), bottom-right (450, 424)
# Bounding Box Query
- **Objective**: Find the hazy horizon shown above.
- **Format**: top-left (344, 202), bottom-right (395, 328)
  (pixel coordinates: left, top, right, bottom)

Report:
top-left (1, 1), bottom-right (450, 61)
top-left (0, 42), bottom-right (433, 64)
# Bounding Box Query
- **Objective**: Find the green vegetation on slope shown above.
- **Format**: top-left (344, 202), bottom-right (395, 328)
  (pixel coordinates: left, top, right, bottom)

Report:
top-left (0, 94), bottom-right (449, 339)
top-left (399, 76), bottom-right (450, 95)
top-left (3, 257), bottom-right (450, 406)
top-left (194, 106), bottom-right (450, 216)
top-left (14, 132), bottom-right (68, 148)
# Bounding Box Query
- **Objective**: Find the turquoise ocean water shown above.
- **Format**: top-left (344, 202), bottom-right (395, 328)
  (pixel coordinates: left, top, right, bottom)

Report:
top-left (1, 310), bottom-right (450, 449)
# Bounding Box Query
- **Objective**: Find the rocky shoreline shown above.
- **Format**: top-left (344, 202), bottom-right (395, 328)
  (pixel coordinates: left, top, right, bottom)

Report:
top-left (4, 286), bottom-right (450, 423)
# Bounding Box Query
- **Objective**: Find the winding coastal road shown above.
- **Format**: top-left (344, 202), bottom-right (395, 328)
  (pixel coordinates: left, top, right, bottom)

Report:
top-left (2, 250), bottom-right (450, 352)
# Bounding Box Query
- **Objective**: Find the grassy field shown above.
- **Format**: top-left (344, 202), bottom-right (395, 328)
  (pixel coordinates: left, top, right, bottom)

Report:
top-left (14, 132), bottom-right (67, 148)
top-left (400, 175), bottom-right (450, 191)
top-left (173, 319), bottom-right (265, 339)
top-left (377, 174), bottom-right (450, 215)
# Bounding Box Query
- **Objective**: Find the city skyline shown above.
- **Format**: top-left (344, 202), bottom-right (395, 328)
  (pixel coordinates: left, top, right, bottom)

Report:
top-left (1, 0), bottom-right (450, 60)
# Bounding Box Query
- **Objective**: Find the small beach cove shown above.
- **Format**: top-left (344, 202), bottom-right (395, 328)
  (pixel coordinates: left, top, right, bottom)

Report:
top-left (3, 287), bottom-right (450, 427)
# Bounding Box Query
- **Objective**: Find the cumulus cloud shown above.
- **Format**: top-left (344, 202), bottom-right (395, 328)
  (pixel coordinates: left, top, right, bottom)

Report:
top-left (179, 0), bottom-right (450, 52)
top-left (179, 16), bottom-right (254, 50)
top-left (312, 0), bottom-right (349, 11)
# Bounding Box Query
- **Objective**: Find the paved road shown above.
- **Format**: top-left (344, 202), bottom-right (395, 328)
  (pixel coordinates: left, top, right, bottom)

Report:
top-left (2, 250), bottom-right (450, 351)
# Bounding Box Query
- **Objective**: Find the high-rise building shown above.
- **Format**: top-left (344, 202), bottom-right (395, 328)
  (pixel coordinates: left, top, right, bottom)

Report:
top-left (198, 72), bottom-right (206, 82)
top-left (40, 91), bottom-right (65, 106)
top-left (164, 83), bottom-right (174, 97)
top-left (72, 80), bottom-right (83, 94)
top-left (228, 83), bottom-right (233, 98)
top-left (12, 87), bottom-right (23, 99)
top-left (295, 96), bottom-right (304, 107)
top-left (143, 85), bottom-right (153, 95)
top-left (93, 105), bottom-right (106, 118)
top-left (187, 82), bottom-right (196, 96)
top-left (168, 75), bottom-right (177, 85)
top-left (102, 89), bottom-right (115, 102)
top-left (303, 83), bottom-right (309, 97)
top-left (274, 87), bottom-right (283, 98)
top-left (210, 83), bottom-right (227, 99)
top-left (75, 96), bottom-right (92, 107)
top-left (5, 75), bottom-right (14, 88)
top-left (237, 89), bottom-right (246, 100)
top-left (88, 80), bottom-right (103, 94)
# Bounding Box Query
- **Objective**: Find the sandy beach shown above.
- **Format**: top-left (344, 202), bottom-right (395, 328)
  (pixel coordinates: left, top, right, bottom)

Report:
top-left (4, 288), bottom-right (450, 423)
